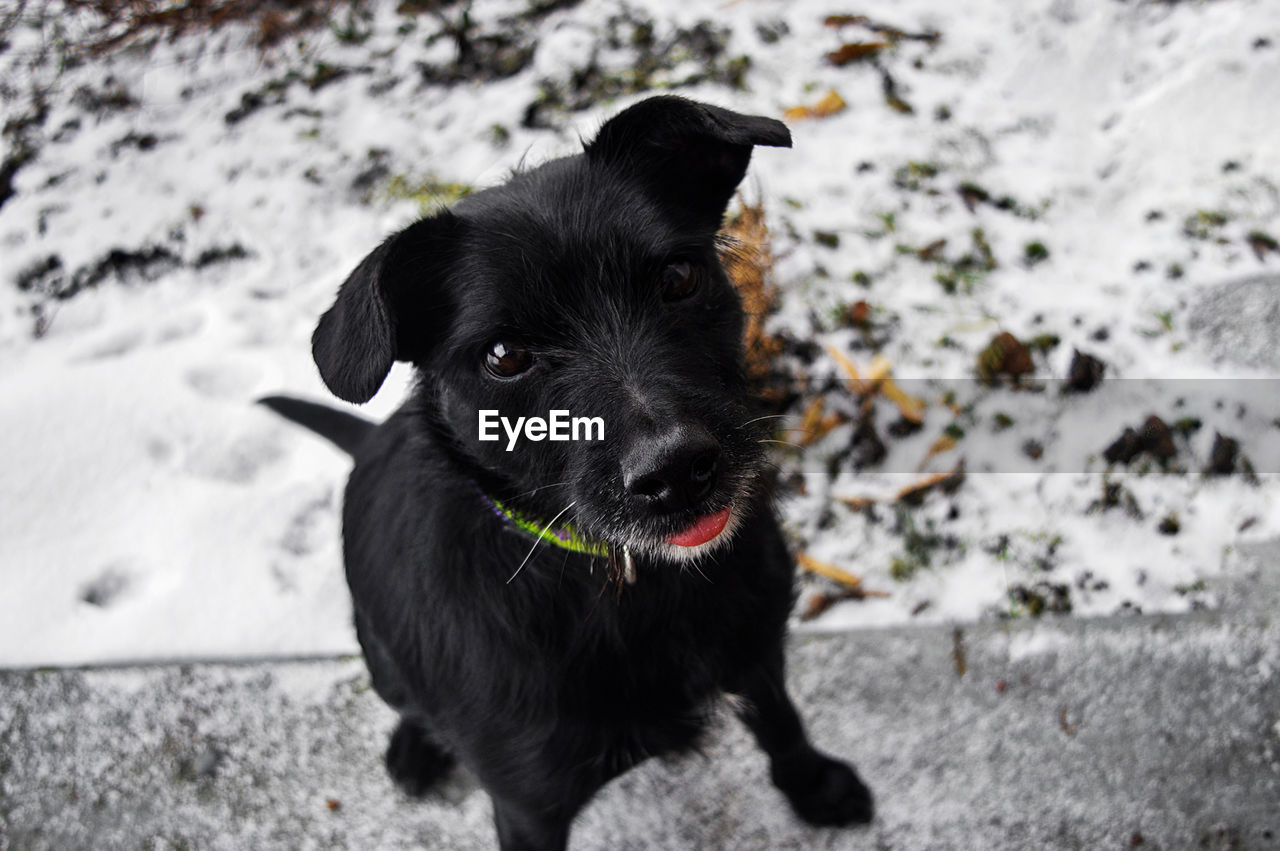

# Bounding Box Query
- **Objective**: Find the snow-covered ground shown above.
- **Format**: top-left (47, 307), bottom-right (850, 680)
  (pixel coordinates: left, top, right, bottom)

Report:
top-left (1, 0), bottom-right (1277, 666)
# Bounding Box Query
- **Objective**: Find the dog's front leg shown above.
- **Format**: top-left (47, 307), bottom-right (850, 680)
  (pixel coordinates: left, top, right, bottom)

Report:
top-left (491, 796), bottom-right (573, 851)
top-left (735, 650), bottom-right (875, 827)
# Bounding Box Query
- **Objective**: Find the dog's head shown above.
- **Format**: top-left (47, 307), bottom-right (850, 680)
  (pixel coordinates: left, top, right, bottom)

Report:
top-left (312, 96), bottom-right (790, 562)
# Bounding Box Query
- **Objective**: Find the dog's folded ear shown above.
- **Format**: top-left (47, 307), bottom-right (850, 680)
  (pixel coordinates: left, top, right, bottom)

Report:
top-left (586, 95), bottom-right (791, 229)
top-left (312, 212), bottom-right (462, 404)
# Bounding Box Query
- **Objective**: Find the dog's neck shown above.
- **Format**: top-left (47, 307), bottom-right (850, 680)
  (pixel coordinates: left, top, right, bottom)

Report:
top-left (478, 491), bottom-right (609, 558)
top-left (478, 490), bottom-right (640, 585)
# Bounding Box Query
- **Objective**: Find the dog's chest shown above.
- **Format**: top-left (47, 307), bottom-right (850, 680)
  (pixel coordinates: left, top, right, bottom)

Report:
top-left (559, 582), bottom-right (752, 713)
top-left (562, 636), bottom-right (728, 768)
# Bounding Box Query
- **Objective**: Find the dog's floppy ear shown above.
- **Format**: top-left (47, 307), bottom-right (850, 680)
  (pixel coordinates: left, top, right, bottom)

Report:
top-left (312, 212), bottom-right (461, 404)
top-left (585, 95), bottom-right (791, 228)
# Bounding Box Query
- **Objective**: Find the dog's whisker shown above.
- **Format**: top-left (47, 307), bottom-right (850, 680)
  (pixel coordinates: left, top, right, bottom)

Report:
top-left (688, 559), bottom-right (713, 584)
top-left (759, 438), bottom-right (805, 450)
top-left (507, 500), bottom-right (578, 585)
top-left (735, 414), bottom-right (790, 430)
top-left (557, 549), bottom-right (571, 589)
top-left (501, 480), bottom-right (572, 503)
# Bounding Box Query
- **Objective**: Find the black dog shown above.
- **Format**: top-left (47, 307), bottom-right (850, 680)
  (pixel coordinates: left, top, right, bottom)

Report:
top-left (261, 95), bottom-right (873, 850)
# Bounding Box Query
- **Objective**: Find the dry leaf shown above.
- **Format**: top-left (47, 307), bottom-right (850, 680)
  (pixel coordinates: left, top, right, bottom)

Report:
top-left (1058, 706), bottom-right (1078, 736)
top-left (800, 592), bottom-right (840, 621)
top-left (880, 376), bottom-right (926, 424)
top-left (784, 90), bottom-right (847, 121)
top-left (719, 199), bottom-right (782, 383)
top-left (896, 460), bottom-right (966, 505)
top-left (795, 397), bottom-right (845, 446)
top-left (814, 90), bottom-right (848, 116)
top-left (797, 552), bottom-right (865, 590)
top-left (823, 14), bottom-right (941, 44)
top-left (849, 299), bottom-right (872, 327)
top-left (865, 355), bottom-right (893, 382)
top-left (916, 238), bottom-right (947, 261)
top-left (885, 93), bottom-right (914, 114)
top-left (797, 397), bottom-right (823, 441)
top-left (826, 41), bottom-right (889, 66)
top-left (833, 353), bottom-right (926, 424)
top-left (800, 586), bottom-right (891, 620)
top-left (824, 344), bottom-right (865, 392)
top-left (977, 331), bottom-right (1034, 385)
top-left (921, 434), bottom-right (957, 466)
top-left (824, 14), bottom-right (869, 28)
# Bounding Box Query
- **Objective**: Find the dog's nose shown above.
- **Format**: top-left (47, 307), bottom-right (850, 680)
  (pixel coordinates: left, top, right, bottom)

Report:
top-left (623, 427), bottom-right (721, 514)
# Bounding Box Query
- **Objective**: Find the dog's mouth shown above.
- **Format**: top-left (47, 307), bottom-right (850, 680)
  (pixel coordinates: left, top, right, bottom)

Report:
top-left (664, 506), bottom-right (733, 548)
top-left (599, 488), bottom-right (751, 564)
top-left (563, 428), bottom-right (765, 564)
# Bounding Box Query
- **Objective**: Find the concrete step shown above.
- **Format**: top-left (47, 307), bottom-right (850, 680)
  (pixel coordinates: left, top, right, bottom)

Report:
top-left (3, 541), bottom-right (1277, 850)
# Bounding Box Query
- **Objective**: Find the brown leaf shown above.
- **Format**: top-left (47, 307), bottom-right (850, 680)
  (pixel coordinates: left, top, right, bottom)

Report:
top-left (814, 89), bottom-right (848, 117)
top-left (719, 199), bottom-right (782, 384)
top-left (797, 552), bottom-right (864, 590)
top-left (849, 299), bottom-right (872, 327)
top-left (784, 90), bottom-right (848, 121)
top-left (896, 460), bottom-right (966, 505)
top-left (827, 350), bottom-right (926, 424)
top-left (881, 376), bottom-right (926, 424)
top-left (836, 495), bottom-right (877, 511)
top-left (919, 435), bottom-right (957, 468)
top-left (825, 344), bottom-right (864, 389)
top-left (824, 14), bottom-right (870, 28)
top-left (885, 93), bottom-right (914, 114)
top-left (823, 14), bottom-right (941, 44)
top-left (976, 331), bottom-right (1034, 385)
top-left (794, 397), bottom-right (848, 446)
top-left (800, 592), bottom-right (840, 621)
top-left (826, 41), bottom-right (889, 66)
top-left (916, 238), bottom-right (947, 261)
top-left (799, 585), bottom-right (891, 621)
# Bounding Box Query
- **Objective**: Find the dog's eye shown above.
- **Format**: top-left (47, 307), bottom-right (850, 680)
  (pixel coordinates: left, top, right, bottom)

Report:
top-left (661, 261), bottom-right (700, 302)
top-left (485, 341), bottom-right (533, 378)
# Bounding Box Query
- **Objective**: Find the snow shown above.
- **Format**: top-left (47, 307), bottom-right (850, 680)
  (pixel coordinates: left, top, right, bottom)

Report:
top-left (1, 0), bottom-right (1278, 666)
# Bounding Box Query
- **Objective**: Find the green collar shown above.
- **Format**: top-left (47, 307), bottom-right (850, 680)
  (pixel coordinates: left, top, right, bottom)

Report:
top-left (483, 494), bottom-right (610, 558)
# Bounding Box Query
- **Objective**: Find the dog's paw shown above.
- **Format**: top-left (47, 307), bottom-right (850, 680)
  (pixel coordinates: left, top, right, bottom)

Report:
top-left (772, 751), bottom-right (874, 827)
top-left (385, 719), bottom-right (454, 797)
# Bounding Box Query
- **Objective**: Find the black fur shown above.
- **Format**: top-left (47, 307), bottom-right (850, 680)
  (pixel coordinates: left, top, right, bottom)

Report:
top-left (263, 96), bottom-right (873, 850)
top-left (258, 395), bottom-right (372, 455)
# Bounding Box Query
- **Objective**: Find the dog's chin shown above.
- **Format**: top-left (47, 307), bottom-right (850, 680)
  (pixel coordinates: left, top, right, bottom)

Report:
top-left (594, 496), bottom-right (749, 565)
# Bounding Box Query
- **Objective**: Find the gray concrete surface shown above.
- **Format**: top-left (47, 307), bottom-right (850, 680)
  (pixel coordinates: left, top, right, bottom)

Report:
top-left (2, 541), bottom-right (1278, 851)
top-left (1190, 274), bottom-right (1280, 372)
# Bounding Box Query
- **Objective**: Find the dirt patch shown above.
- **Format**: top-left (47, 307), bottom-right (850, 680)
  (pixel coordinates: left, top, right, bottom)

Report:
top-left (522, 8), bottom-right (748, 130)
top-left (15, 242), bottom-right (251, 305)
top-left (64, 0), bottom-right (361, 56)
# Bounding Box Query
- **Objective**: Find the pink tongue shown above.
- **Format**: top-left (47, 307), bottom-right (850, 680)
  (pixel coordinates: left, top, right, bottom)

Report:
top-left (665, 507), bottom-right (732, 548)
